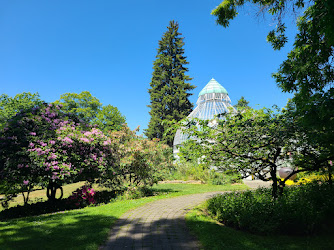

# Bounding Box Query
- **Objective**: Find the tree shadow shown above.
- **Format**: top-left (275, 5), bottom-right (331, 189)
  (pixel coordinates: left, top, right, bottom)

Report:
top-left (149, 188), bottom-right (178, 196)
top-left (0, 211), bottom-right (118, 250)
top-left (0, 190), bottom-right (119, 221)
top-left (101, 216), bottom-right (199, 249)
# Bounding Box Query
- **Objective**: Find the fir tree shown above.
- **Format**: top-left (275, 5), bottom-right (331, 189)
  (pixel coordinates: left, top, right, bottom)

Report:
top-left (145, 20), bottom-right (195, 146)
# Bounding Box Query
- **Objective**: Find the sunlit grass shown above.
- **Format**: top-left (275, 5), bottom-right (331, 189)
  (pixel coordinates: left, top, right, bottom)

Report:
top-left (0, 183), bottom-right (248, 249)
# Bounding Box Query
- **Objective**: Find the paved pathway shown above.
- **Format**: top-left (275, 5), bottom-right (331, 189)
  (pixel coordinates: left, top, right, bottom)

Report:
top-left (100, 180), bottom-right (271, 250)
top-left (243, 179), bottom-right (272, 189)
top-left (100, 192), bottom-right (223, 250)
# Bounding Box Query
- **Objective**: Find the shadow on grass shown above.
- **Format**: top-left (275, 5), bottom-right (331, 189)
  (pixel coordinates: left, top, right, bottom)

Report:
top-left (0, 211), bottom-right (118, 250)
top-left (0, 190), bottom-right (119, 221)
top-left (149, 188), bottom-right (178, 196)
top-left (186, 208), bottom-right (334, 250)
top-left (0, 187), bottom-right (179, 221)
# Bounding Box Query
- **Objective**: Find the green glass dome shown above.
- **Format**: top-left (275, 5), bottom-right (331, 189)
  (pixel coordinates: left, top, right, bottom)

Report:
top-left (198, 78), bottom-right (228, 97)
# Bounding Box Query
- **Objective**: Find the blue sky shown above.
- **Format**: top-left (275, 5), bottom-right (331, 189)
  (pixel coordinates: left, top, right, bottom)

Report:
top-left (0, 0), bottom-right (297, 133)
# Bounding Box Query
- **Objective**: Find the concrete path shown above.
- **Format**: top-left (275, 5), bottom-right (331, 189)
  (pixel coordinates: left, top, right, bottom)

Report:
top-left (100, 192), bottom-right (223, 250)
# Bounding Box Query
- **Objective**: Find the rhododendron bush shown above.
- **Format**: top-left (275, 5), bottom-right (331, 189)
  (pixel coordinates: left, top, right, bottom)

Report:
top-left (0, 104), bottom-right (172, 207)
top-left (0, 103), bottom-right (119, 205)
top-left (108, 125), bottom-right (173, 189)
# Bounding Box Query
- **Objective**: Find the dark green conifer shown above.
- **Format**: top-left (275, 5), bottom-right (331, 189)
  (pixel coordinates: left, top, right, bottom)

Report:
top-left (145, 20), bottom-right (195, 146)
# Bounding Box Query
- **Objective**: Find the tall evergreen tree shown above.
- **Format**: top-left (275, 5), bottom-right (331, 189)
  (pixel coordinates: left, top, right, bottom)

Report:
top-left (145, 21), bottom-right (195, 147)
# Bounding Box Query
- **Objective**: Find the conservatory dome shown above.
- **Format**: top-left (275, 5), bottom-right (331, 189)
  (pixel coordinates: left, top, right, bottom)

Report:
top-left (198, 78), bottom-right (228, 96)
top-left (173, 78), bottom-right (235, 152)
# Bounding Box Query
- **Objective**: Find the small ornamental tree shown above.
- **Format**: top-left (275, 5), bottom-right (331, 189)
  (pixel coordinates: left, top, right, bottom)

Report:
top-left (180, 107), bottom-right (299, 198)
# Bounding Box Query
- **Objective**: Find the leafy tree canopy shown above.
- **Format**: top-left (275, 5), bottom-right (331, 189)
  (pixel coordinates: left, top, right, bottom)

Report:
top-left (92, 104), bottom-right (126, 133)
top-left (180, 107), bottom-right (310, 197)
top-left (54, 91), bottom-right (125, 132)
top-left (212, 0), bottom-right (334, 162)
top-left (0, 92), bottom-right (44, 129)
top-left (54, 91), bottom-right (102, 124)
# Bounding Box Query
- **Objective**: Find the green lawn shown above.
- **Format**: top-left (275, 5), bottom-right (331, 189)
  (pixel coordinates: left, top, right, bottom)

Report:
top-left (0, 183), bottom-right (247, 250)
top-left (186, 205), bottom-right (334, 250)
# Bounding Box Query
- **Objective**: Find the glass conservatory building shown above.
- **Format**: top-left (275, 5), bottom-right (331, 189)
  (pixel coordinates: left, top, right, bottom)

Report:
top-left (173, 78), bottom-right (236, 156)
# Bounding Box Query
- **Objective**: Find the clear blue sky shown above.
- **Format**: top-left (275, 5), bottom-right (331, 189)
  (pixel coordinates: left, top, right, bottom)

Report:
top-left (0, 0), bottom-right (297, 133)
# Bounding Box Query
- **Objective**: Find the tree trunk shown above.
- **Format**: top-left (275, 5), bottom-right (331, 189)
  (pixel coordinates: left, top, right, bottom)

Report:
top-left (328, 163), bottom-right (332, 188)
top-left (270, 167), bottom-right (278, 199)
top-left (46, 181), bottom-right (63, 201)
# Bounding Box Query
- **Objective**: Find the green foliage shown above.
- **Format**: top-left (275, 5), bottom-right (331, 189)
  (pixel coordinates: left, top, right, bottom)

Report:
top-left (186, 205), bottom-right (334, 250)
top-left (206, 183), bottom-right (334, 235)
top-left (92, 104), bottom-right (126, 133)
top-left (234, 96), bottom-right (250, 110)
top-left (170, 161), bottom-right (241, 185)
top-left (54, 91), bottom-right (102, 123)
top-left (274, 1), bottom-right (334, 165)
top-left (212, 0), bottom-right (334, 173)
top-left (54, 91), bottom-right (126, 132)
top-left (0, 92), bottom-right (43, 129)
top-left (180, 107), bottom-right (296, 197)
top-left (109, 126), bottom-right (173, 189)
top-left (145, 20), bottom-right (195, 146)
top-left (212, 0), bottom-right (306, 50)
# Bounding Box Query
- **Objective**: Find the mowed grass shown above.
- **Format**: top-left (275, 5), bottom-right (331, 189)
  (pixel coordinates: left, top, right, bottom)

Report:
top-left (0, 182), bottom-right (247, 250)
top-left (186, 205), bottom-right (334, 250)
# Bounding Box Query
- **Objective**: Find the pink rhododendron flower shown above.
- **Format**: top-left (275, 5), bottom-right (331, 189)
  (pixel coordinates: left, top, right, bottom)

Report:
top-left (29, 132), bottom-right (36, 136)
top-left (23, 180), bottom-right (29, 185)
top-left (84, 131), bottom-right (92, 136)
top-left (63, 137), bottom-right (73, 143)
top-left (49, 153), bottom-right (57, 159)
top-left (79, 137), bottom-right (90, 143)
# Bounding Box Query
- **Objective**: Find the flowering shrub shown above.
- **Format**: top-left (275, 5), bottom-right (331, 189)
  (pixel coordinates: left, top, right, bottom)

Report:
top-left (109, 125), bottom-right (173, 190)
top-left (67, 185), bottom-right (95, 208)
top-left (0, 103), bottom-right (119, 204)
top-left (0, 103), bottom-right (172, 208)
top-left (285, 173), bottom-right (332, 186)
